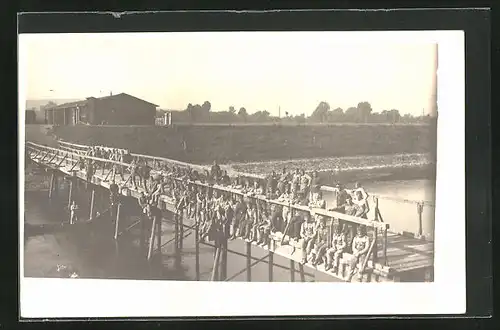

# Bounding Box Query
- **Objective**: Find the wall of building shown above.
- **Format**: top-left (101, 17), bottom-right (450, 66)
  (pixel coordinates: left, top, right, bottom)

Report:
top-left (93, 95), bottom-right (156, 125)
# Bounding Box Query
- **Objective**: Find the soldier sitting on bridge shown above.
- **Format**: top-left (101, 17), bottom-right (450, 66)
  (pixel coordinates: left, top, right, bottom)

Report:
top-left (299, 213), bottom-right (317, 264)
top-left (309, 215), bottom-right (329, 266)
top-left (256, 204), bottom-right (272, 247)
top-left (325, 223), bottom-right (347, 272)
top-left (309, 190), bottom-right (326, 209)
top-left (353, 190), bottom-right (370, 219)
top-left (346, 225), bottom-right (371, 282)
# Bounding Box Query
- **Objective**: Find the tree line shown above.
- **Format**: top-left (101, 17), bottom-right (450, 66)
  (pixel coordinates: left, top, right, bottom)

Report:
top-left (160, 100), bottom-right (436, 124)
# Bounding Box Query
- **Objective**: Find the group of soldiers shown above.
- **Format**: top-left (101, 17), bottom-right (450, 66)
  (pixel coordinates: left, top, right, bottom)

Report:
top-left (81, 148), bottom-right (373, 281)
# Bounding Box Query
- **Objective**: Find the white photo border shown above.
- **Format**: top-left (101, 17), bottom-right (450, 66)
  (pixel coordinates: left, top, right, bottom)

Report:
top-left (19, 30), bottom-right (465, 318)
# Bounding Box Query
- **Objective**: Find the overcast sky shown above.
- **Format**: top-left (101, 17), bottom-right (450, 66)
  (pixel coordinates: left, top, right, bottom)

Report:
top-left (21, 32), bottom-right (437, 116)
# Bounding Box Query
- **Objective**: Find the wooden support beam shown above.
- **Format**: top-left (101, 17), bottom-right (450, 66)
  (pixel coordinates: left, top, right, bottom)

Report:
top-left (89, 189), bottom-right (95, 220)
top-left (246, 241), bottom-right (252, 282)
top-left (195, 214), bottom-right (200, 281)
top-left (113, 203), bottom-right (121, 240)
top-left (220, 237), bottom-right (228, 281)
top-left (147, 215), bottom-right (157, 261)
top-left (48, 172), bottom-right (55, 199)
top-left (372, 228), bottom-right (378, 263)
top-left (268, 251), bottom-right (274, 282)
top-left (67, 179), bottom-right (73, 208)
top-left (211, 247), bottom-right (221, 281)
top-left (156, 215), bottom-right (162, 257)
top-left (383, 227), bottom-right (388, 266)
top-left (299, 263), bottom-right (306, 282)
top-left (179, 211), bottom-right (184, 251)
top-left (417, 202), bottom-right (423, 237)
top-left (140, 215), bottom-right (146, 252)
top-left (174, 214), bottom-right (180, 268)
top-left (290, 260), bottom-right (295, 282)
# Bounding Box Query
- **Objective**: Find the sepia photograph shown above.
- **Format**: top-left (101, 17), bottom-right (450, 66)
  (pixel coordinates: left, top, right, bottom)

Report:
top-left (19, 30), bottom-right (465, 317)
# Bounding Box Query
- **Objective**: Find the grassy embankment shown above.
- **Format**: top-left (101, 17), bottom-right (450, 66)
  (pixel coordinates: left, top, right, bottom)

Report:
top-left (28, 124), bottom-right (436, 164)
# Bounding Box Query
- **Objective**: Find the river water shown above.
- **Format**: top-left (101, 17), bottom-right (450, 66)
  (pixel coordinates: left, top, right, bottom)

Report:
top-left (23, 169), bottom-right (434, 281)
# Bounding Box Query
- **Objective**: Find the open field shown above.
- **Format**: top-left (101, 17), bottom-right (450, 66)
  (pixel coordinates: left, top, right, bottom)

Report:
top-left (26, 124), bottom-right (436, 165)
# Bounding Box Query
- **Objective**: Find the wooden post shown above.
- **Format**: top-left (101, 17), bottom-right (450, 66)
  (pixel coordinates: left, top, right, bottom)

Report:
top-left (195, 214), bottom-right (200, 281)
top-left (147, 215), bottom-right (157, 261)
top-left (290, 260), bottom-right (295, 282)
top-left (89, 189), bottom-right (95, 220)
top-left (417, 202), bottom-right (423, 237)
top-left (268, 251), bottom-right (274, 282)
top-left (220, 235), bottom-right (228, 281)
top-left (156, 215), bottom-right (162, 256)
top-left (67, 179), bottom-right (74, 209)
top-left (113, 203), bottom-right (121, 239)
top-left (374, 197), bottom-right (379, 221)
top-left (211, 247), bottom-right (221, 281)
top-left (48, 172), bottom-right (54, 199)
top-left (174, 213), bottom-right (180, 267)
top-left (383, 227), bottom-right (388, 266)
top-left (299, 263), bottom-right (306, 282)
top-left (372, 227), bottom-right (378, 263)
top-left (179, 210), bottom-right (184, 251)
top-left (246, 241), bottom-right (252, 282)
top-left (140, 214), bottom-right (146, 251)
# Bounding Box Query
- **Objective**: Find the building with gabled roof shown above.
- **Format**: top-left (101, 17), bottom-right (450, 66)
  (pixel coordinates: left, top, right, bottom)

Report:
top-left (45, 93), bottom-right (158, 126)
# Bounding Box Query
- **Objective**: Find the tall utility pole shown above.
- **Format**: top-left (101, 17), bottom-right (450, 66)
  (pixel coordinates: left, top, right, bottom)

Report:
top-left (278, 106), bottom-right (281, 118)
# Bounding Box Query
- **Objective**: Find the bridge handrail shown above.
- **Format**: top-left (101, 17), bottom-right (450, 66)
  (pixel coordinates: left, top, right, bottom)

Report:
top-left (55, 140), bottom-right (434, 206)
top-left (57, 140), bottom-right (262, 180)
top-left (27, 142), bottom-right (129, 167)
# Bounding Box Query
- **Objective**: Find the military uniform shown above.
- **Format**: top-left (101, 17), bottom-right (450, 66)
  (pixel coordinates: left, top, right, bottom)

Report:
top-left (348, 234), bottom-right (370, 281)
top-left (326, 232), bottom-right (347, 271)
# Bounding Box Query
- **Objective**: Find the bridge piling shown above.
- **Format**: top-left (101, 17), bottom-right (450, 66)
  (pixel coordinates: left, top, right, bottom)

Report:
top-left (67, 179), bottom-right (73, 209)
top-left (246, 241), bottom-right (252, 282)
top-left (113, 203), bottom-right (121, 239)
top-left (89, 189), bottom-right (95, 220)
top-left (48, 171), bottom-right (54, 199)
top-left (156, 215), bottom-right (161, 259)
top-left (220, 235), bottom-right (228, 281)
top-left (268, 251), bottom-right (274, 282)
top-left (299, 263), bottom-right (305, 282)
top-left (147, 214), bottom-right (157, 261)
top-left (194, 210), bottom-right (200, 281)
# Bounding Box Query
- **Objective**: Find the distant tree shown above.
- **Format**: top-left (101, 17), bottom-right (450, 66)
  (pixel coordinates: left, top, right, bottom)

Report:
top-left (250, 110), bottom-right (271, 122)
top-left (326, 107), bottom-right (344, 122)
top-left (40, 101), bottom-right (57, 110)
top-left (295, 113), bottom-right (306, 124)
top-left (344, 106), bottom-right (358, 122)
top-left (388, 109), bottom-right (401, 123)
top-left (357, 101), bottom-right (372, 123)
top-left (310, 101), bottom-right (330, 122)
top-left (238, 107), bottom-right (248, 122)
top-left (186, 103), bottom-right (195, 122)
top-left (202, 101), bottom-right (211, 112)
top-left (229, 106), bottom-right (236, 114)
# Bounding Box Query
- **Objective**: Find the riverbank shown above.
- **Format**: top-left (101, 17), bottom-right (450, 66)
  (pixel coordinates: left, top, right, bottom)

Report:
top-left (26, 123), bottom-right (436, 164)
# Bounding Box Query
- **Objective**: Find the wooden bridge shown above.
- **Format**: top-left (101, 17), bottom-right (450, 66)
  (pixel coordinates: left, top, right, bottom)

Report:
top-left (25, 140), bottom-right (434, 282)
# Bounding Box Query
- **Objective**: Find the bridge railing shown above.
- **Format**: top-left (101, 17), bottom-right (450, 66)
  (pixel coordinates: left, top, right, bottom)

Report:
top-left (27, 141), bottom-right (391, 271)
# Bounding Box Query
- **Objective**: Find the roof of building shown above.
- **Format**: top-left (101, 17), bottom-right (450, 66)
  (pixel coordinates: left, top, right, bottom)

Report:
top-left (48, 93), bottom-right (158, 110)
